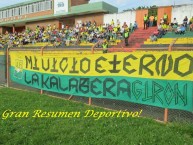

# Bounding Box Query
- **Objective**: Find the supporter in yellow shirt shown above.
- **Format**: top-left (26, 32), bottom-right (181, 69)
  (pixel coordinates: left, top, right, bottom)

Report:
top-left (117, 23), bottom-right (120, 31)
top-left (53, 24), bottom-right (56, 30)
top-left (113, 27), bottom-right (118, 33)
top-left (189, 16), bottom-right (193, 31)
top-left (149, 15), bottom-right (154, 27)
top-left (98, 25), bottom-right (103, 32)
top-left (111, 19), bottom-right (114, 26)
top-left (162, 23), bottom-right (167, 30)
top-left (189, 16), bottom-right (193, 24)
top-left (163, 13), bottom-right (168, 23)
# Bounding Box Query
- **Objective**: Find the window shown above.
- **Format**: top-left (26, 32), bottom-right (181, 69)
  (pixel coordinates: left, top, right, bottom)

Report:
top-left (33, 3), bottom-right (37, 13)
top-left (0, 0), bottom-right (53, 20)
top-left (5, 10), bottom-right (7, 18)
top-left (14, 8), bottom-right (19, 16)
top-left (18, 8), bottom-right (21, 16)
top-left (40, 2), bottom-right (44, 11)
top-left (26, 5), bottom-right (28, 14)
top-left (45, 1), bottom-right (51, 10)
top-left (32, 4), bottom-right (34, 13)
top-left (11, 9), bottom-right (13, 17)
top-left (28, 5), bottom-right (32, 13)
top-left (22, 6), bottom-right (26, 15)
top-left (20, 7), bottom-right (23, 15)
top-left (6, 10), bottom-right (8, 18)
top-left (10, 9), bottom-right (12, 17)
top-left (50, 1), bottom-right (53, 9)
top-left (3, 11), bottom-right (6, 18)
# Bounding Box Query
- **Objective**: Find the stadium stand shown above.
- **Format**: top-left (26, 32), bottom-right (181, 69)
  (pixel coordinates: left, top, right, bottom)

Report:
top-left (0, 1), bottom-right (193, 51)
top-left (142, 31), bottom-right (193, 48)
top-left (0, 21), bottom-right (126, 50)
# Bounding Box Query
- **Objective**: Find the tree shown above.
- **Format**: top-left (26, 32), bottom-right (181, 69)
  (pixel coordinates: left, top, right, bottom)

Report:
top-left (136, 6), bottom-right (142, 10)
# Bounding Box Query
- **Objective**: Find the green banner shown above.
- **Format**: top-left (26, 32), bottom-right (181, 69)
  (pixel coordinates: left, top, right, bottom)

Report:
top-left (0, 52), bottom-right (6, 84)
top-left (10, 67), bottom-right (193, 112)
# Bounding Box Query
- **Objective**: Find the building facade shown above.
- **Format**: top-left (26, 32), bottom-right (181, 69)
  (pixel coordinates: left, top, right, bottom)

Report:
top-left (0, 0), bottom-right (118, 33)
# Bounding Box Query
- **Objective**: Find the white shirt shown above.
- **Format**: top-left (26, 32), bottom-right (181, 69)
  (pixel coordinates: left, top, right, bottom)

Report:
top-left (173, 19), bottom-right (178, 24)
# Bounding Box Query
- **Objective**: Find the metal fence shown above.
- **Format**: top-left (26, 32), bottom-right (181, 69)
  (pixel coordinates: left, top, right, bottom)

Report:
top-left (5, 47), bottom-right (193, 123)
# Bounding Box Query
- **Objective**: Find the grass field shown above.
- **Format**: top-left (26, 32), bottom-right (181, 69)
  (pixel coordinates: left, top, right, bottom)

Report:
top-left (0, 88), bottom-right (193, 145)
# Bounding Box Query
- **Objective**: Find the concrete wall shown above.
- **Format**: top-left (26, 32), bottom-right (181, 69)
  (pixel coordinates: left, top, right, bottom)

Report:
top-left (172, 5), bottom-right (193, 25)
top-left (60, 18), bottom-right (75, 27)
top-left (103, 5), bottom-right (193, 27)
top-left (157, 6), bottom-right (172, 24)
top-left (26, 20), bottom-right (59, 30)
top-left (71, 0), bottom-right (89, 6)
top-left (15, 26), bottom-right (25, 33)
top-left (104, 11), bottom-right (136, 26)
top-left (75, 13), bottom-right (104, 26)
top-left (0, 26), bottom-right (12, 34)
top-left (136, 9), bottom-right (148, 28)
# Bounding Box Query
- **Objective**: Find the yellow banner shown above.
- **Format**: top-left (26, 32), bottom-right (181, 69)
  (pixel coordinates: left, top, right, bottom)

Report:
top-left (10, 51), bottom-right (193, 81)
top-left (0, 51), bottom-right (4, 55)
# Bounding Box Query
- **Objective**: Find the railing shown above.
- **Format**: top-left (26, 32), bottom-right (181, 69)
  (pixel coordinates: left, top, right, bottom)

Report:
top-left (168, 38), bottom-right (178, 51)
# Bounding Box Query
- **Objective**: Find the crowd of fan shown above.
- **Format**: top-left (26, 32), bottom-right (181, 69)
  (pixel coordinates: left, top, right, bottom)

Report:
top-left (1, 15), bottom-right (192, 47)
top-left (150, 15), bottom-right (193, 42)
top-left (0, 19), bottom-right (138, 48)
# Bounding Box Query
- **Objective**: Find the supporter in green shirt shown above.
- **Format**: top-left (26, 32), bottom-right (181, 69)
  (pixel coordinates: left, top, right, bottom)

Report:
top-left (102, 39), bottom-right (108, 53)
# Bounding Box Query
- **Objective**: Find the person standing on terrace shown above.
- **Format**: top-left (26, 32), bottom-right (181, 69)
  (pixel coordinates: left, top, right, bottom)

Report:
top-left (124, 29), bottom-right (129, 46)
top-left (154, 15), bottom-right (158, 26)
top-left (102, 39), bottom-right (108, 53)
top-left (143, 14), bottom-right (148, 29)
top-left (149, 15), bottom-right (154, 27)
top-left (163, 13), bottom-right (168, 23)
top-left (111, 19), bottom-right (115, 26)
top-left (133, 21), bottom-right (138, 30)
top-left (183, 16), bottom-right (188, 28)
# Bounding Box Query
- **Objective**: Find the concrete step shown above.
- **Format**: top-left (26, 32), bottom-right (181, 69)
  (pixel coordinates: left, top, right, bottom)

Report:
top-left (113, 27), bottom-right (157, 49)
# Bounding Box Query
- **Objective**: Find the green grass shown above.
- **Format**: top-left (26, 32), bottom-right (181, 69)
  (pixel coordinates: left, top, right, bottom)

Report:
top-left (0, 88), bottom-right (193, 145)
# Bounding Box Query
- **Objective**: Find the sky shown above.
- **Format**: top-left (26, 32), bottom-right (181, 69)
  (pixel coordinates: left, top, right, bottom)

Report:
top-left (0, 0), bottom-right (193, 12)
